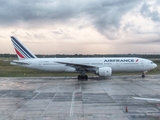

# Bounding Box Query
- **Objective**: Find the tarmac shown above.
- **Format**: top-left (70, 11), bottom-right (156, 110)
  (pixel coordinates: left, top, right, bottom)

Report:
top-left (0, 75), bottom-right (160, 120)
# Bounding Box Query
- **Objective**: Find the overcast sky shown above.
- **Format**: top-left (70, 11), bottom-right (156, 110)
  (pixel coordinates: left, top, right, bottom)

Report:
top-left (0, 0), bottom-right (160, 54)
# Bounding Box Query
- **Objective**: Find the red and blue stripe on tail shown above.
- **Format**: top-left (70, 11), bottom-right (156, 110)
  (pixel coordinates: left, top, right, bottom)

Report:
top-left (11, 36), bottom-right (37, 59)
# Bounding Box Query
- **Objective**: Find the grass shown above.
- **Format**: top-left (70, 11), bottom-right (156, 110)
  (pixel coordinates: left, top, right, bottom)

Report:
top-left (0, 59), bottom-right (159, 77)
top-left (0, 60), bottom-right (78, 77)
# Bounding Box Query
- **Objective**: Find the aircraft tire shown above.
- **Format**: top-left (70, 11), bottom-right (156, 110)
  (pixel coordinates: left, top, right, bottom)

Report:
top-left (142, 74), bottom-right (145, 78)
top-left (78, 75), bottom-right (88, 80)
top-left (78, 75), bottom-right (81, 80)
top-left (84, 75), bottom-right (88, 80)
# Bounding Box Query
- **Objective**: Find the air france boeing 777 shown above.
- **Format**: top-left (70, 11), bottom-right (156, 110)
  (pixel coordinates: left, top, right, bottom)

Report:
top-left (10, 36), bottom-right (157, 80)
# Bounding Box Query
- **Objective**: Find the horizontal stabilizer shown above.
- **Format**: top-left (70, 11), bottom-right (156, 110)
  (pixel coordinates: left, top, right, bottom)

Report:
top-left (11, 61), bottom-right (30, 65)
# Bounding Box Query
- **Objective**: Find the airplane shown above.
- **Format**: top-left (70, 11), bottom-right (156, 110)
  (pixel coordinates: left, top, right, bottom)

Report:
top-left (10, 36), bottom-right (157, 80)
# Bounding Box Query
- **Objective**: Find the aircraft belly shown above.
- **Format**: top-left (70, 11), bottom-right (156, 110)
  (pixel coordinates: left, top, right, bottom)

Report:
top-left (28, 64), bottom-right (66, 72)
top-left (46, 65), bottom-right (67, 72)
top-left (111, 65), bottom-right (142, 72)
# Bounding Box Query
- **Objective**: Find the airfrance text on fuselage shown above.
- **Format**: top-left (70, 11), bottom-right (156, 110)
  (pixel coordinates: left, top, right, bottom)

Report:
top-left (104, 59), bottom-right (136, 62)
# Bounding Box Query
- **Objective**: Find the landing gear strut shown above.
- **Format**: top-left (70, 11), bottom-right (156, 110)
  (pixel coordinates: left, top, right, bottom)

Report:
top-left (78, 71), bottom-right (88, 80)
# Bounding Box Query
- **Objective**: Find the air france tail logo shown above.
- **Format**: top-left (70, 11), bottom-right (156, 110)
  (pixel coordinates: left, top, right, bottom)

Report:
top-left (11, 37), bottom-right (36, 59)
top-left (104, 59), bottom-right (139, 62)
top-left (15, 48), bottom-right (25, 58)
top-left (136, 59), bottom-right (139, 62)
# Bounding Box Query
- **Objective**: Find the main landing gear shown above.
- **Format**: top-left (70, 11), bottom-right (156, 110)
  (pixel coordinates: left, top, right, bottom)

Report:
top-left (78, 71), bottom-right (88, 80)
top-left (78, 75), bottom-right (88, 80)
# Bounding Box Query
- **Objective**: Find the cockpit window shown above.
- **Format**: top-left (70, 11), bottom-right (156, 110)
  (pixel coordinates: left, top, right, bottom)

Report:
top-left (151, 62), bottom-right (153, 64)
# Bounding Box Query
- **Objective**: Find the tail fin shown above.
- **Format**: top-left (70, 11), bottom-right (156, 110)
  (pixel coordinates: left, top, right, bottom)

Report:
top-left (11, 36), bottom-right (37, 60)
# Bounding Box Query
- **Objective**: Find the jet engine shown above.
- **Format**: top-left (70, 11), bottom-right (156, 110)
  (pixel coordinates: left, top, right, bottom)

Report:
top-left (96, 67), bottom-right (112, 77)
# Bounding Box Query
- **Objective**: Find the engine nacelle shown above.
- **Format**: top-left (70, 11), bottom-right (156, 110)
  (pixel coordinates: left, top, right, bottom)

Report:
top-left (96, 67), bottom-right (112, 77)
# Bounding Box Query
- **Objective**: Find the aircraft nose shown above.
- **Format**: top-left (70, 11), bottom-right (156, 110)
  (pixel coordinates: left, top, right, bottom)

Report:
top-left (154, 63), bottom-right (157, 68)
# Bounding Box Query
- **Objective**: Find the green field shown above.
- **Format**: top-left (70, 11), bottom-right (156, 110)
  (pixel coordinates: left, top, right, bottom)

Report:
top-left (0, 60), bottom-right (79, 77)
top-left (0, 59), bottom-right (159, 77)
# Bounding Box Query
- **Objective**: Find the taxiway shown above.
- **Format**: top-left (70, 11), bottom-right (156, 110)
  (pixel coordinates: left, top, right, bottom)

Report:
top-left (0, 75), bottom-right (160, 120)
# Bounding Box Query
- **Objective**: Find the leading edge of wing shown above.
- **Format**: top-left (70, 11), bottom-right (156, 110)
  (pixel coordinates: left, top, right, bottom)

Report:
top-left (55, 61), bottom-right (98, 69)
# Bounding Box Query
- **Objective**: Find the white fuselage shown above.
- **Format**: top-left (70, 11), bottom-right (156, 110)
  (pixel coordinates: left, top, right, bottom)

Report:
top-left (11, 57), bottom-right (157, 73)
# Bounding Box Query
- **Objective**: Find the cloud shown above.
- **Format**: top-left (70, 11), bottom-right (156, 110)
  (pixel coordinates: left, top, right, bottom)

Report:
top-left (140, 2), bottom-right (160, 22)
top-left (1, 0), bottom-right (160, 55)
top-left (0, 0), bottom-right (142, 39)
top-left (84, 0), bottom-right (141, 38)
top-left (126, 38), bottom-right (160, 45)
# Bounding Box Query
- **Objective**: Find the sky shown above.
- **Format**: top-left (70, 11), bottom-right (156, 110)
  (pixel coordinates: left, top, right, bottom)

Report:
top-left (0, 0), bottom-right (160, 55)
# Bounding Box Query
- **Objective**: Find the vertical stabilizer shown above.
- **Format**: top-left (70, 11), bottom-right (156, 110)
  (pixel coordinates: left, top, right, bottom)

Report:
top-left (10, 36), bottom-right (37, 60)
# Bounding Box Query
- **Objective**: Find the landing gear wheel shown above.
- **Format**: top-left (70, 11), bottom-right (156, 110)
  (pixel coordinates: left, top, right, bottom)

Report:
top-left (78, 75), bottom-right (81, 80)
top-left (84, 75), bottom-right (88, 80)
top-left (77, 75), bottom-right (88, 81)
top-left (142, 74), bottom-right (145, 78)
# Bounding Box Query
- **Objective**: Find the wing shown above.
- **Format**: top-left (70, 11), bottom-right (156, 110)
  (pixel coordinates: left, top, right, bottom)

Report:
top-left (55, 61), bottom-right (98, 71)
top-left (133, 97), bottom-right (160, 102)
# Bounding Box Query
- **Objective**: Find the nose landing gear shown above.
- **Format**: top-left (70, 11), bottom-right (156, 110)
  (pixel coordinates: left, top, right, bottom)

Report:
top-left (142, 71), bottom-right (147, 78)
top-left (142, 74), bottom-right (145, 78)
